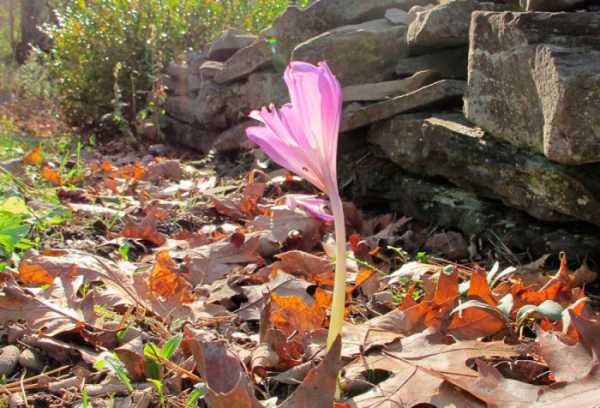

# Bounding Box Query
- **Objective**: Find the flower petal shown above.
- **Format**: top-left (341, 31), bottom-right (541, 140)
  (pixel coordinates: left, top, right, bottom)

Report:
top-left (285, 194), bottom-right (334, 222)
top-left (245, 125), bottom-right (325, 191)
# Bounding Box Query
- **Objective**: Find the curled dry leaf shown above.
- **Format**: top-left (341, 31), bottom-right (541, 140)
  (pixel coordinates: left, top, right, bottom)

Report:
top-left (270, 288), bottom-right (331, 339)
top-left (250, 209), bottom-right (322, 253)
top-left (184, 329), bottom-right (262, 408)
top-left (279, 336), bottom-right (342, 408)
top-left (148, 251), bottom-right (194, 302)
top-left (344, 333), bottom-right (517, 408)
top-left (121, 214), bottom-right (167, 246)
top-left (448, 268), bottom-right (507, 340)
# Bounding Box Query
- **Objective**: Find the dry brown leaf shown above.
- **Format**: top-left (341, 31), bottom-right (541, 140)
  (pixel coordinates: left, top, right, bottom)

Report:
top-left (182, 236), bottom-right (262, 286)
top-left (250, 209), bottom-right (322, 253)
top-left (279, 336), bottom-right (342, 408)
top-left (537, 329), bottom-right (593, 382)
top-left (344, 334), bottom-right (516, 408)
top-left (0, 282), bottom-right (83, 335)
top-left (121, 214), bottom-right (167, 246)
top-left (184, 329), bottom-right (262, 408)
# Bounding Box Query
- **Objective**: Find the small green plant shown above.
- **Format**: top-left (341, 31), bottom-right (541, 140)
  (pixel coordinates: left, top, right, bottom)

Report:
top-left (186, 383), bottom-right (207, 407)
top-left (0, 196), bottom-right (32, 257)
top-left (144, 335), bottom-right (182, 380)
top-left (148, 378), bottom-right (166, 408)
top-left (95, 353), bottom-right (133, 393)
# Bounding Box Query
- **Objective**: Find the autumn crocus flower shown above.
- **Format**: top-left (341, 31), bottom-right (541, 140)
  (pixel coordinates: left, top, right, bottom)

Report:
top-left (246, 61), bottom-right (346, 350)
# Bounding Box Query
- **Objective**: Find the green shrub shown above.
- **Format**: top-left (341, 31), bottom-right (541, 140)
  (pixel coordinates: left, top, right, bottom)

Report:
top-left (43, 0), bottom-right (311, 128)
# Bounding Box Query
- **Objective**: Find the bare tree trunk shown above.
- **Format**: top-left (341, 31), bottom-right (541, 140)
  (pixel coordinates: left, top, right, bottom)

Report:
top-left (7, 0), bottom-right (17, 62)
top-left (16, 0), bottom-right (51, 63)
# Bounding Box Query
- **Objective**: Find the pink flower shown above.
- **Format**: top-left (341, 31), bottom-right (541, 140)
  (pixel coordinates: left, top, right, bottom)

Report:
top-left (246, 61), bottom-right (342, 198)
top-left (245, 60), bottom-right (347, 353)
top-left (285, 194), bottom-right (334, 222)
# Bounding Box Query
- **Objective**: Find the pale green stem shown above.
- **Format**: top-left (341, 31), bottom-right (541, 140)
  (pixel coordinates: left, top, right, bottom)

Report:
top-left (326, 192), bottom-right (347, 350)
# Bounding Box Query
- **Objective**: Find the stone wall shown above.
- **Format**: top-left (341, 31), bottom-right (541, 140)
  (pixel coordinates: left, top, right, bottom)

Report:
top-left (164, 0), bottom-right (600, 258)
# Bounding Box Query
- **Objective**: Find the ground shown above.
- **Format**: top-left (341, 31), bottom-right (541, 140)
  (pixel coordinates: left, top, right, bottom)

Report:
top-left (1, 88), bottom-right (600, 408)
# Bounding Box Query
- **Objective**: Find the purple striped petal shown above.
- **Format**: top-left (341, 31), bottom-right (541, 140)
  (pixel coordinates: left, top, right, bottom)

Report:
top-left (285, 194), bottom-right (334, 222)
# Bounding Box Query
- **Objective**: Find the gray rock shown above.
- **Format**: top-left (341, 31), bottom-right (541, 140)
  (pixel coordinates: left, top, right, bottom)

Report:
top-left (407, 0), bottom-right (507, 51)
top-left (212, 121), bottom-right (257, 153)
top-left (18, 349), bottom-right (46, 372)
top-left (165, 96), bottom-right (196, 124)
top-left (214, 40), bottom-right (273, 84)
top-left (164, 119), bottom-right (218, 153)
top-left (343, 153), bottom-right (600, 260)
top-left (524, 0), bottom-right (588, 10)
top-left (407, 4), bottom-right (435, 24)
top-left (342, 70), bottom-right (440, 102)
top-left (396, 47), bottom-right (468, 79)
top-left (424, 232), bottom-right (469, 260)
top-left (385, 8), bottom-right (409, 25)
top-left (245, 71), bottom-right (289, 110)
top-left (198, 61), bottom-right (224, 82)
top-left (207, 28), bottom-right (258, 62)
top-left (341, 79), bottom-right (465, 131)
top-left (292, 19), bottom-right (408, 86)
top-left (273, 0), bottom-right (431, 56)
top-left (0, 345), bottom-right (20, 376)
top-left (368, 113), bottom-right (600, 225)
top-left (465, 11), bottom-right (600, 164)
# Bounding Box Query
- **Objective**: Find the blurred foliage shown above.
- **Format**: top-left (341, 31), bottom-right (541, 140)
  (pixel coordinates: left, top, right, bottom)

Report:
top-left (42, 0), bottom-right (311, 128)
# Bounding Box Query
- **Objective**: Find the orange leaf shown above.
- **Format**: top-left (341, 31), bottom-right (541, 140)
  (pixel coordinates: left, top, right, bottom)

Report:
top-left (271, 288), bottom-right (331, 337)
top-left (22, 146), bottom-right (42, 165)
top-left (19, 260), bottom-right (54, 285)
top-left (148, 251), bottom-right (194, 302)
top-left (467, 268), bottom-right (497, 306)
top-left (425, 267), bottom-right (459, 330)
top-left (101, 161), bottom-right (114, 172)
top-left (41, 166), bottom-right (63, 185)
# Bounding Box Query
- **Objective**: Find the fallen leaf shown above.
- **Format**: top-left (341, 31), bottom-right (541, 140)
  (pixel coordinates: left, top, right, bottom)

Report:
top-left (537, 329), bottom-right (593, 382)
top-left (448, 268), bottom-right (507, 339)
top-left (41, 165), bottom-right (63, 185)
top-left (121, 214), bottom-right (167, 246)
top-left (22, 145), bottom-right (42, 165)
top-left (184, 329), bottom-right (262, 408)
top-left (182, 236), bottom-right (262, 286)
top-left (270, 288), bottom-right (331, 338)
top-left (148, 251), bottom-right (194, 302)
top-left (279, 336), bottom-right (342, 408)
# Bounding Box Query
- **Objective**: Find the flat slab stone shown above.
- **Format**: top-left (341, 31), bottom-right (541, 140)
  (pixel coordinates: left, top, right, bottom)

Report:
top-left (368, 113), bottom-right (600, 225)
top-left (524, 0), bottom-right (588, 11)
top-left (343, 153), bottom-right (600, 260)
top-left (396, 47), bottom-right (468, 79)
top-left (292, 19), bottom-right (408, 86)
top-left (465, 11), bottom-right (600, 164)
top-left (208, 29), bottom-right (258, 62)
top-left (342, 70), bottom-right (439, 102)
top-left (407, 0), bottom-right (506, 51)
top-left (385, 8), bottom-right (409, 25)
top-left (340, 79), bottom-right (465, 131)
top-left (214, 40), bottom-right (273, 84)
top-left (273, 0), bottom-right (431, 56)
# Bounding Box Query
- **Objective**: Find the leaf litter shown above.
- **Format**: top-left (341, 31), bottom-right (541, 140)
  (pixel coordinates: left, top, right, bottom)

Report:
top-left (2, 141), bottom-right (600, 407)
